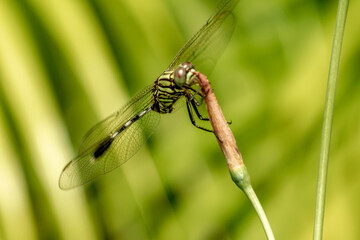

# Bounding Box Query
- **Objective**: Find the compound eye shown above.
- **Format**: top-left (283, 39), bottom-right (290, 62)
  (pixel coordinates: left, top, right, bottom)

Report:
top-left (174, 66), bottom-right (186, 86)
top-left (182, 62), bottom-right (194, 70)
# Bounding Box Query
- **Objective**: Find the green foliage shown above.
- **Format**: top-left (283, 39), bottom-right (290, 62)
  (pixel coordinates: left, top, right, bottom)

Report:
top-left (0, 0), bottom-right (358, 239)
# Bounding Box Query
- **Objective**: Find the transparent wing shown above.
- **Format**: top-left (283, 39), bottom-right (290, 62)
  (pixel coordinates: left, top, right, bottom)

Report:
top-left (167, 0), bottom-right (239, 74)
top-left (59, 85), bottom-right (160, 189)
top-left (78, 85), bottom-right (154, 155)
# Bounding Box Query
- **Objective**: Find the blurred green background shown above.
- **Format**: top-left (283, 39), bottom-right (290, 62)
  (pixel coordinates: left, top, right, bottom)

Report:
top-left (0, 0), bottom-right (359, 239)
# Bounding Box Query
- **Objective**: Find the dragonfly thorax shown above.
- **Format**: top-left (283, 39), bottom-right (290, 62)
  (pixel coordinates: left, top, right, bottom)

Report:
top-left (152, 62), bottom-right (198, 114)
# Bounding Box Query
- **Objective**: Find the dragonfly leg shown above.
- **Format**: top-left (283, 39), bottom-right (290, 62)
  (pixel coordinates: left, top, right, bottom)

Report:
top-left (186, 101), bottom-right (213, 133)
top-left (191, 99), bottom-right (233, 125)
top-left (186, 86), bottom-right (205, 106)
top-left (188, 91), bottom-right (233, 125)
top-left (190, 98), bottom-right (209, 121)
top-left (192, 96), bottom-right (203, 106)
top-left (186, 89), bottom-right (232, 125)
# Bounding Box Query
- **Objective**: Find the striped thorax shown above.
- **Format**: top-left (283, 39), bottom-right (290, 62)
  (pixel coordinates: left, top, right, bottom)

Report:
top-left (152, 62), bottom-right (198, 113)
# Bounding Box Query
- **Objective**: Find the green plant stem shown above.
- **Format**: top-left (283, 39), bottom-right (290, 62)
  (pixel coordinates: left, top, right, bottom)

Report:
top-left (313, 0), bottom-right (348, 239)
top-left (231, 166), bottom-right (275, 240)
top-left (197, 73), bottom-right (275, 240)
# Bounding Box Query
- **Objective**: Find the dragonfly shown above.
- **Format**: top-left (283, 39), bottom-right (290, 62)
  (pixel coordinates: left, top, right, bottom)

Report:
top-left (59, 0), bottom-right (239, 190)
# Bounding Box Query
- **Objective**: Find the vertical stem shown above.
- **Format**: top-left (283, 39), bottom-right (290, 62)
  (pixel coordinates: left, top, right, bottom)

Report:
top-left (243, 184), bottom-right (275, 240)
top-left (313, 0), bottom-right (348, 239)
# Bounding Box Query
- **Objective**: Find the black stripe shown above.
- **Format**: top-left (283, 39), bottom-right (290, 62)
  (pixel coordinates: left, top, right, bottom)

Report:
top-left (157, 85), bottom-right (173, 89)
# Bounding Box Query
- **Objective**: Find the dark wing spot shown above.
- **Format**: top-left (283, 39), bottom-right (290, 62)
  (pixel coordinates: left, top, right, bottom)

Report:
top-left (94, 137), bottom-right (113, 159)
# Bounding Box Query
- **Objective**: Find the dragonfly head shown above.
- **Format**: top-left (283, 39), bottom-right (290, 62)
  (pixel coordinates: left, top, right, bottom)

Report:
top-left (174, 62), bottom-right (197, 87)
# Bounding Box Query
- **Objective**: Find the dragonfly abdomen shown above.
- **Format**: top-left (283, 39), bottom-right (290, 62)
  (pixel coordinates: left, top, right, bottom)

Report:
top-left (94, 137), bottom-right (113, 158)
top-left (93, 107), bottom-right (153, 159)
